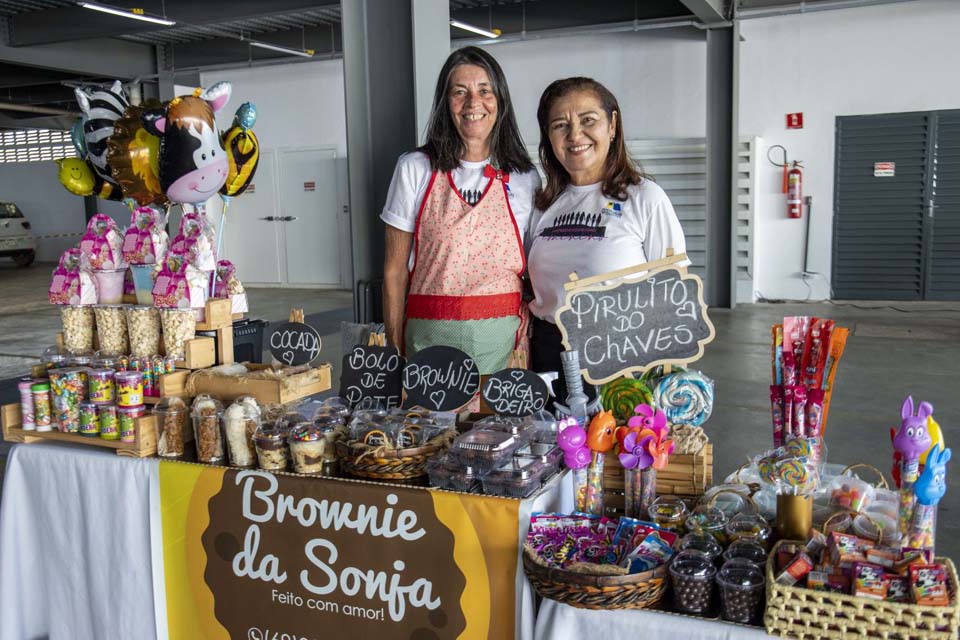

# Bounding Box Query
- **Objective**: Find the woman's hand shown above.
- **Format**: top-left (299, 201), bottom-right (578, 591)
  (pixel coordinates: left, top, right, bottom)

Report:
top-left (383, 225), bottom-right (413, 353)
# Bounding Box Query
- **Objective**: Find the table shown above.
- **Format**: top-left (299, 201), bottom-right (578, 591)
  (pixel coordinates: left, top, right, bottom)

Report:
top-left (0, 442), bottom-right (570, 640)
top-left (534, 600), bottom-right (773, 640)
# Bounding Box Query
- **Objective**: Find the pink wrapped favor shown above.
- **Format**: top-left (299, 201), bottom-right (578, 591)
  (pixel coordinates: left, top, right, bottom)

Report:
top-left (152, 251), bottom-right (209, 313)
top-left (49, 248), bottom-right (97, 306)
top-left (79, 214), bottom-right (125, 270)
top-left (214, 260), bottom-right (248, 314)
top-left (122, 206), bottom-right (169, 265)
top-left (169, 212), bottom-right (216, 271)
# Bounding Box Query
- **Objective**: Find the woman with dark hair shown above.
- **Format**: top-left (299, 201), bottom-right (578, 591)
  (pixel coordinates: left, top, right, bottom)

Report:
top-left (381, 46), bottom-right (539, 373)
top-left (527, 77), bottom-right (689, 386)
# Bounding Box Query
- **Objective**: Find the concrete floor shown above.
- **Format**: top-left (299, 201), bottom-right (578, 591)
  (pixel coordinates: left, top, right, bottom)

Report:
top-left (0, 262), bottom-right (958, 559)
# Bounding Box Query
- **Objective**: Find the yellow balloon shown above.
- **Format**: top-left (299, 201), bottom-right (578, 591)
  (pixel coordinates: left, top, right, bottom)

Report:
top-left (219, 125), bottom-right (259, 198)
top-left (920, 416), bottom-right (945, 466)
top-left (55, 158), bottom-right (95, 196)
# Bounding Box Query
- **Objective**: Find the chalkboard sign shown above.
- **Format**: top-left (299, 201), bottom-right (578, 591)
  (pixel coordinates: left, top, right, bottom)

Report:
top-left (339, 345), bottom-right (405, 409)
top-left (482, 368), bottom-right (549, 417)
top-left (555, 265), bottom-right (715, 385)
top-left (268, 322), bottom-right (322, 366)
top-left (402, 345), bottom-right (480, 411)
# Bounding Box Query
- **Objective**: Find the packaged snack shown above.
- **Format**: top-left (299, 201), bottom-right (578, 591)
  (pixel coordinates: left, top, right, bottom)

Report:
top-left (807, 571), bottom-right (829, 591)
top-left (771, 324), bottom-right (783, 385)
top-left (159, 307), bottom-right (196, 360)
top-left (31, 382), bottom-right (52, 431)
top-left (49, 249), bottom-right (97, 306)
top-left (125, 306), bottom-right (161, 358)
top-left (118, 405), bottom-right (145, 443)
top-left (449, 429), bottom-right (524, 471)
top-left (155, 397), bottom-right (189, 458)
top-left (288, 422), bottom-right (340, 476)
top-left (783, 316), bottom-right (811, 368)
top-left (624, 533), bottom-right (675, 573)
top-left (828, 531), bottom-right (870, 569)
top-left (806, 389), bottom-right (825, 438)
top-left (482, 457), bottom-right (547, 498)
top-left (910, 564), bottom-right (950, 606)
top-left (426, 454), bottom-right (483, 493)
top-left (88, 368), bottom-right (115, 405)
top-left (886, 574), bottom-right (911, 603)
top-left (805, 528), bottom-right (828, 557)
top-left (49, 368), bottom-right (85, 433)
top-left (783, 383), bottom-right (795, 437)
top-left (776, 551), bottom-right (814, 586)
top-left (99, 404), bottom-right (119, 440)
top-left (115, 371), bottom-right (144, 407)
top-left (801, 318), bottom-right (834, 389)
top-left (895, 549), bottom-right (932, 576)
top-left (79, 213), bottom-right (124, 270)
top-left (18, 378), bottom-right (36, 431)
top-left (827, 574), bottom-right (851, 593)
top-left (770, 385), bottom-right (785, 448)
top-left (79, 402), bottom-right (99, 436)
top-left (829, 475), bottom-right (875, 512)
top-left (191, 395), bottom-right (224, 463)
top-left (853, 562), bottom-right (889, 600)
top-left (122, 206), bottom-right (168, 265)
top-left (776, 543), bottom-right (799, 573)
top-left (819, 326), bottom-right (849, 432)
top-left (792, 385), bottom-right (807, 436)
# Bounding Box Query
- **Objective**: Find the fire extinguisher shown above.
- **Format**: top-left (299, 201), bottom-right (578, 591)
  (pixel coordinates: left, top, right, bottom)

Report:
top-left (787, 161), bottom-right (803, 219)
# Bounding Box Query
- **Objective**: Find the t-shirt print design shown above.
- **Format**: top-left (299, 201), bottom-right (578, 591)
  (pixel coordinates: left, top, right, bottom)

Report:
top-left (538, 210), bottom-right (606, 240)
top-left (460, 188), bottom-right (483, 206)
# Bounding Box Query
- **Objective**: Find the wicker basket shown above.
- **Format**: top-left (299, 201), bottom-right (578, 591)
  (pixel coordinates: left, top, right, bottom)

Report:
top-left (522, 546), bottom-right (668, 610)
top-left (764, 540), bottom-right (960, 639)
top-left (335, 431), bottom-right (454, 481)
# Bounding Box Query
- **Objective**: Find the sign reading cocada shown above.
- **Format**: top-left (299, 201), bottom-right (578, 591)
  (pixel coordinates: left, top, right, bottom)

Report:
top-left (268, 321), bottom-right (321, 366)
top-left (339, 344), bottom-right (405, 409)
top-left (555, 259), bottom-right (714, 385)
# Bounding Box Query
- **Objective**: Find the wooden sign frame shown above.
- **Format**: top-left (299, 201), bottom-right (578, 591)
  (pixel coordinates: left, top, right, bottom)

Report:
top-left (553, 251), bottom-right (716, 385)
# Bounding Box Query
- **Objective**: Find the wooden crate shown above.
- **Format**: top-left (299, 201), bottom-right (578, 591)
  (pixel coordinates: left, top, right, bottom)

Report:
top-left (196, 298), bottom-right (232, 331)
top-left (602, 443), bottom-right (713, 516)
top-left (174, 336), bottom-right (216, 369)
top-left (143, 370), bottom-right (191, 405)
top-left (189, 362), bottom-right (332, 405)
top-left (1, 403), bottom-right (158, 457)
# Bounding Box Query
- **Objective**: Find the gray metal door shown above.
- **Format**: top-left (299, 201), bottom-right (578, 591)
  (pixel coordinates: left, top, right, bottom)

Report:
top-left (833, 110), bottom-right (960, 300)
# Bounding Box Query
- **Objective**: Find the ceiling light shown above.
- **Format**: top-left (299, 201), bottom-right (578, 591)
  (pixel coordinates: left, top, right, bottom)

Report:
top-left (78, 2), bottom-right (176, 26)
top-left (249, 40), bottom-right (315, 58)
top-left (450, 20), bottom-right (501, 39)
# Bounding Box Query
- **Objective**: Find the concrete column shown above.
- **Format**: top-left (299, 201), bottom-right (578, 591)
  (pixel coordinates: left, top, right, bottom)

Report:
top-left (705, 25), bottom-right (738, 309)
top-left (342, 0), bottom-right (420, 320)
top-left (412, 0), bottom-right (450, 144)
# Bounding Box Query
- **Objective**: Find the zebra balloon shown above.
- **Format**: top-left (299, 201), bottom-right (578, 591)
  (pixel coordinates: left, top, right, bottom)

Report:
top-left (74, 81), bottom-right (128, 194)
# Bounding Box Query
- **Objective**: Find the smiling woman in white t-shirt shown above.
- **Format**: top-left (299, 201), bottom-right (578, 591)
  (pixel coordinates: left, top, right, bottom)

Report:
top-left (527, 77), bottom-right (689, 390)
top-left (381, 46), bottom-right (540, 374)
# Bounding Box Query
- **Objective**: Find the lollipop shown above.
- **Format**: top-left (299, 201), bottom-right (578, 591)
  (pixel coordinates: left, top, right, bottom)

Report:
top-left (654, 371), bottom-right (714, 427)
top-left (774, 457), bottom-right (815, 494)
top-left (601, 377), bottom-right (653, 424)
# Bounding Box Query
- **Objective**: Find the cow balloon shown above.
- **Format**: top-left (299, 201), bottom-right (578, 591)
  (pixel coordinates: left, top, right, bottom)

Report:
top-left (141, 82), bottom-right (232, 206)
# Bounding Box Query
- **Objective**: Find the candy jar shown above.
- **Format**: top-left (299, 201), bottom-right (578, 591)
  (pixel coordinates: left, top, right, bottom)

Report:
top-left (669, 550), bottom-right (717, 614)
top-left (31, 381), bottom-right (52, 431)
top-left (223, 400), bottom-right (260, 468)
top-left (88, 368), bottom-right (115, 405)
top-left (118, 405), bottom-right (145, 443)
top-left (685, 505), bottom-right (729, 545)
top-left (99, 404), bottom-right (119, 440)
top-left (678, 533), bottom-right (723, 566)
top-left (717, 559), bottom-right (765, 624)
top-left (191, 395), bottom-right (224, 463)
top-left (79, 402), bottom-right (99, 437)
top-left (154, 397), bottom-right (189, 459)
top-left (725, 513), bottom-right (772, 550)
top-left (125, 306), bottom-right (161, 358)
top-left (649, 495), bottom-right (689, 532)
top-left (288, 422), bottom-right (339, 476)
top-left (722, 540), bottom-right (768, 568)
top-left (115, 370), bottom-right (144, 407)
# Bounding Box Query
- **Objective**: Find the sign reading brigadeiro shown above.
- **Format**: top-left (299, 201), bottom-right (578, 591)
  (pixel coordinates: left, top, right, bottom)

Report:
top-left (554, 256), bottom-right (715, 385)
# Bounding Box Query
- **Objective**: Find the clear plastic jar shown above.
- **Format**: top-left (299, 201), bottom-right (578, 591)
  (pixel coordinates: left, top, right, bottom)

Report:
top-left (154, 397), bottom-right (189, 459)
top-left (99, 404), bottom-right (119, 440)
top-left (669, 550), bottom-right (717, 614)
top-left (115, 370), bottom-right (144, 407)
top-left (679, 532), bottom-right (723, 565)
top-left (254, 426), bottom-right (290, 471)
top-left (191, 395), bottom-right (224, 464)
top-left (223, 401), bottom-right (260, 468)
top-left (118, 405), bottom-right (145, 443)
top-left (94, 305), bottom-right (128, 356)
top-left (717, 559), bottom-right (765, 624)
top-left (649, 495), bottom-right (690, 532)
top-left (160, 308), bottom-right (196, 360)
top-left (288, 422), bottom-right (339, 475)
top-left (685, 505), bottom-right (729, 545)
top-left (725, 513), bottom-right (773, 549)
top-left (88, 368), bottom-right (115, 405)
top-left (125, 306), bottom-right (161, 358)
top-left (61, 306), bottom-right (95, 355)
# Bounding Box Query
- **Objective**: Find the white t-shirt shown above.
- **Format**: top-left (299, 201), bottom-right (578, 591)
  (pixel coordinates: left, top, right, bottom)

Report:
top-left (380, 151), bottom-right (541, 239)
top-left (527, 179), bottom-right (690, 322)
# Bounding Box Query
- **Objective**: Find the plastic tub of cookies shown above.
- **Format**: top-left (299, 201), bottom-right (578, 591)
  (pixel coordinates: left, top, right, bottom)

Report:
top-left (154, 397), bottom-right (189, 459)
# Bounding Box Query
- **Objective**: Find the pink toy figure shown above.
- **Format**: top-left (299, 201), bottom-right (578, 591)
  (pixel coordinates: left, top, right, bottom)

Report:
top-left (895, 396), bottom-right (934, 539)
top-left (909, 444), bottom-right (951, 555)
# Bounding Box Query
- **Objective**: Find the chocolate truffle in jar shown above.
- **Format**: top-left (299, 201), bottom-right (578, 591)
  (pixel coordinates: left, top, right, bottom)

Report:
top-left (254, 426), bottom-right (290, 471)
top-left (154, 397), bottom-right (189, 459)
top-left (223, 401), bottom-right (260, 468)
top-left (668, 550), bottom-right (717, 614)
top-left (717, 559), bottom-right (765, 624)
top-left (191, 395), bottom-right (224, 463)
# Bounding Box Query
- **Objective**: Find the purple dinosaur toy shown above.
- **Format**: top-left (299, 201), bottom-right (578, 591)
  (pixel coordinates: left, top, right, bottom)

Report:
top-left (893, 396), bottom-right (933, 462)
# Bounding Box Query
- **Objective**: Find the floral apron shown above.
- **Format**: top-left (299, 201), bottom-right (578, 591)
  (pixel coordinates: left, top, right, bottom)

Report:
top-left (405, 165), bottom-right (524, 374)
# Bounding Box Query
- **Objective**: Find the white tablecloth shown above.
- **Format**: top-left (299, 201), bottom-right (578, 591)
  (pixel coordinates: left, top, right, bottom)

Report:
top-left (534, 600), bottom-right (773, 640)
top-left (0, 443), bottom-right (162, 640)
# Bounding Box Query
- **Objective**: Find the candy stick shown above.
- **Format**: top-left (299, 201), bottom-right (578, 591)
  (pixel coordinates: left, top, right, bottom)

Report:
top-left (783, 385), bottom-right (795, 438)
top-left (792, 385), bottom-right (807, 437)
top-left (584, 451), bottom-right (605, 515)
top-left (806, 389), bottom-right (824, 437)
top-left (908, 503), bottom-right (937, 554)
top-left (899, 458), bottom-right (920, 538)
top-left (770, 385), bottom-right (784, 447)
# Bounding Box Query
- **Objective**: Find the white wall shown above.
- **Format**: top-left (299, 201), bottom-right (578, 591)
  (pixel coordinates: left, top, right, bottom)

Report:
top-left (483, 31), bottom-right (707, 145)
top-left (740, 0), bottom-right (960, 301)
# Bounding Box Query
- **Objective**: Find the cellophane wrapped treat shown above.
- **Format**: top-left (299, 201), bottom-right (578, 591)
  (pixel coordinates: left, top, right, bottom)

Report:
top-left (152, 251), bottom-right (208, 313)
top-left (49, 248), bottom-right (97, 306)
top-left (214, 259), bottom-right (248, 314)
top-left (169, 212), bottom-right (216, 271)
top-left (79, 213), bottom-right (125, 270)
top-left (122, 206), bottom-right (169, 265)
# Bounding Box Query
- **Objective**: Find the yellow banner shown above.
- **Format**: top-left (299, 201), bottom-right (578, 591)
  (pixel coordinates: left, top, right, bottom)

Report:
top-left (160, 462), bottom-right (520, 640)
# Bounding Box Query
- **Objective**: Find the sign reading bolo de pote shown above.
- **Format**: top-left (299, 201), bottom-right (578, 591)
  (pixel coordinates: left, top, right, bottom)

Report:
top-left (161, 466), bottom-right (521, 639)
top-left (554, 259), bottom-right (715, 385)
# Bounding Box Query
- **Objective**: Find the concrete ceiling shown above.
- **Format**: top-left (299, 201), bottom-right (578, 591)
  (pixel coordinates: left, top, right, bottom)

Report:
top-left (0, 0), bottom-right (912, 126)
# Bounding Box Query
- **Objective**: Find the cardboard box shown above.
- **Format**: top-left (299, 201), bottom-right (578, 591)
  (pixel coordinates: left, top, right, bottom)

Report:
top-left (189, 362), bottom-right (331, 405)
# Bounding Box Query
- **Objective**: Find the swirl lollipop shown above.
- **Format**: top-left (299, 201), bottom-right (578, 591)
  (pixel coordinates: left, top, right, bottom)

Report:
top-left (601, 377), bottom-right (653, 424)
top-left (654, 371), bottom-right (714, 427)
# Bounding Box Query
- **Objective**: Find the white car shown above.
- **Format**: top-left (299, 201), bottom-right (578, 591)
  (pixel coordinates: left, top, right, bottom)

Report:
top-left (0, 202), bottom-right (36, 267)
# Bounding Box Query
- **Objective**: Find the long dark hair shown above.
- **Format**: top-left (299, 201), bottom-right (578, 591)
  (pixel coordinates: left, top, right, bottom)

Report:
top-left (419, 46), bottom-right (533, 175)
top-left (535, 77), bottom-right (645, 211)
